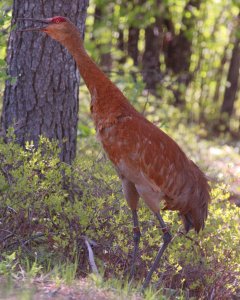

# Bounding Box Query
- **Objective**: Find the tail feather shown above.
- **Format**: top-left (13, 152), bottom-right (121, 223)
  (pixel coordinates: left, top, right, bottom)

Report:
top-left (181, 213), bottom-right (194, 233)
top-left (181, 162), bottom-right (211, 233)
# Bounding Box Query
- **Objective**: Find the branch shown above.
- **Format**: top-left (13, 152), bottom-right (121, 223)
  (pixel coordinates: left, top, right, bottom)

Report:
top-left (83, 236), bottom-right (99, 275)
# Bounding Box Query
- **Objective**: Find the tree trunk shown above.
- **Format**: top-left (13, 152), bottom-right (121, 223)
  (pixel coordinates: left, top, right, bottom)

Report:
top-left (128, 26), bottom-right (140, 66)
top-left (165, 0), bottom-right (200, 74)
top-left (92, 4), bottom-right (112, 72)
top-left (220, 26), bottom-right (240, 123)
top-left (1, 0), bottom-right (88, 164)
top-left (213, 46), bottom-right (227, 103)
top-left (142, 16), bottom-right (162, 93)
top-left (164, 0), bottom-right (201, 105)
top-left (117, 29), bottom-right (126, 64)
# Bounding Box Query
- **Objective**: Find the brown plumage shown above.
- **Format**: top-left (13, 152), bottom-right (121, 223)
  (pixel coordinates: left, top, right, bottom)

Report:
top-left (19, 16), bottom-right (210, 289)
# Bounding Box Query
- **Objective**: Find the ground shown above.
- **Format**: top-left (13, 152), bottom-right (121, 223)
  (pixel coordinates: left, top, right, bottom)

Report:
top-left (0, 277), bottom-right (143, 300)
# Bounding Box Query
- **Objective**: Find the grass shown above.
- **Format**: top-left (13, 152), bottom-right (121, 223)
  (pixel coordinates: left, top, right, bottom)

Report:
top-left (0, 263), bottom-right (189, 300)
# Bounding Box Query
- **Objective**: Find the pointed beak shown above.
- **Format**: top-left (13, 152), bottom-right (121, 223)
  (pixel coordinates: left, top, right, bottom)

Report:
top-left (17, 17), bottom-right (51, 32)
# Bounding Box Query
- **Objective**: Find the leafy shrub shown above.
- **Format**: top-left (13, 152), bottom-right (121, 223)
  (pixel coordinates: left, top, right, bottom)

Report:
top-left (0, 134), bottom-right (239, 299)
top-left (0, 134), bottom-right (71, 257)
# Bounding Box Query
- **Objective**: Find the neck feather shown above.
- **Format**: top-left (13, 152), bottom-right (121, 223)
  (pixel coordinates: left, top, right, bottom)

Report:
top-left (62, 30), bottom-right (113, 96)
top-left (58, 27), bottom-right (136, 128)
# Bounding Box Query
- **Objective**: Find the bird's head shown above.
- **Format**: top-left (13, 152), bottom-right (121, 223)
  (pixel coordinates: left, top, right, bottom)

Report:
top-left (18, 16), bottom-right (77, 43)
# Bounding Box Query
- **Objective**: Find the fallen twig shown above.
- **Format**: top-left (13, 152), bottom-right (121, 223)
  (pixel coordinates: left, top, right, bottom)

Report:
top-left (83, 236), bottom-right (99, 275)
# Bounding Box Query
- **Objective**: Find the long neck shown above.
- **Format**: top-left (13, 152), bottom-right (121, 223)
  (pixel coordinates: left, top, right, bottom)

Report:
top-left (63, 30), bottom-right (113, 96)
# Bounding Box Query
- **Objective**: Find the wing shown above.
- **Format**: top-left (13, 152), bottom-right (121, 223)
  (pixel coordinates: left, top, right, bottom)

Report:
top-left (99, 110), bottom-right (208, 210)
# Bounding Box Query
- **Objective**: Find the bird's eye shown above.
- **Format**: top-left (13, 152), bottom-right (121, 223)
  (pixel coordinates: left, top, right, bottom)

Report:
top-left (51, 16), bottom-right (66, 24)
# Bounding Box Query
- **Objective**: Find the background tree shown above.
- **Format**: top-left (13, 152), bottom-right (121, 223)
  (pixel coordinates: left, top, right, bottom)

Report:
top-left (163, 0), bottom-right (201, 105)
top-left (126, 0), bottom-right (144, 67)
top-left (1, 0), bottom-right (88, 163)
top-left (91, 0), bottom-right (113, 71)
top-left (83, 0), bottom-right (239, 134)
top-left (220, 13), bottom-right (240, 130)
top-left (142, 1), bottom-right (163, 92)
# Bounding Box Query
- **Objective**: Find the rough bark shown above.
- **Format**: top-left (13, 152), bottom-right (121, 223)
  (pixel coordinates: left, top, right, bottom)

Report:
top-left (1, 0), bottom-right (88, 163)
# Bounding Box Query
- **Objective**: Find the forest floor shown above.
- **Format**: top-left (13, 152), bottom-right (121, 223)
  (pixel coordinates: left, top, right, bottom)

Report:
top-left (202, 140), bottom-right (240, 206)
top-left (0, 276), bottom-right (145, 300)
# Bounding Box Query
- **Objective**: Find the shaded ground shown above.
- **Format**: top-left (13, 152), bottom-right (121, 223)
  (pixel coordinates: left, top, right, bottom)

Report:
top-left (0, 278), bottom-right (142, 300)
top-left (205, 142), bottom-right (240, 206)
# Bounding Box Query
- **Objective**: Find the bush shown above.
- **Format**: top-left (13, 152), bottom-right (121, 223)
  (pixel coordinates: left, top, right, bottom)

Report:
top-left (0, 134), bottom-right (239, 298)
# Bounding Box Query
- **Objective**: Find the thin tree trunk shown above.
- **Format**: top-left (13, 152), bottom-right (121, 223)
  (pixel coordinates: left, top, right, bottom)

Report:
top-left (92, 4), bottom-right (112, 72)
top-left (142, 15), bottom-right (162, 93)
top-left (165, 0), bottom-right (201, 74)
top-left (128, 26), bottom-right (140, 66)
top-left (213, 47), bottom-right (227, 103)
top-left (164, 0), bottom-right (201, 105)
top-left (1, 0), bottom-right (88, 164)
top-left (220, 28), bottom-right (240, 121)
top-left (117, 29), bottom-right (126, 64)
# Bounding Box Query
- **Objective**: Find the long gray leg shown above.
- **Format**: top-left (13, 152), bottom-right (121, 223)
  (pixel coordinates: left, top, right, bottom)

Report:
top-left (141, 212), bottom-right (172, 290)
top-left (129, 209), bottom-right (141, 281)
top-left (120, 178), bottom-right (140, 281)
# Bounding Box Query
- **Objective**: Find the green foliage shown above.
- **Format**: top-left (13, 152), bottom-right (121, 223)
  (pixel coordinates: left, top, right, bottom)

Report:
top-left (0, 134), bottom-right (239, 298)
top-left (0, 0), bottom-right (12, 117)
top-left (0, 252), bottom-right (17, 277)
top-left (51, 260), bottom-right (78, 285)
top-left (83, 0), bottom-right (240, 132)
top-left (0, 1), bottom-right (12, 80)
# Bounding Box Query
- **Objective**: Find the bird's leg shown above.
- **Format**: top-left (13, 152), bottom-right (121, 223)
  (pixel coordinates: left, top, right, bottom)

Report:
top-left (129, 209), bottom-right (141, 281)
top-left (141, 212), bottom-right (172, 291)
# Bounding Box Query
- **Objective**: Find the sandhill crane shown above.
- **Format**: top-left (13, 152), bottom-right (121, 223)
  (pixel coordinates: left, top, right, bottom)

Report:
top-left (19, 16), bottom-right (210, 289)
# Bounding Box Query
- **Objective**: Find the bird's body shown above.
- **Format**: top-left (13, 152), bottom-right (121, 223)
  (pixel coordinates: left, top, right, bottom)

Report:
top-left (76, 52), bottom-right (209, 232)
top-left (19, 16), bottom-right (210, 289)
top-left (94, 86), bottom-right (209, 231)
